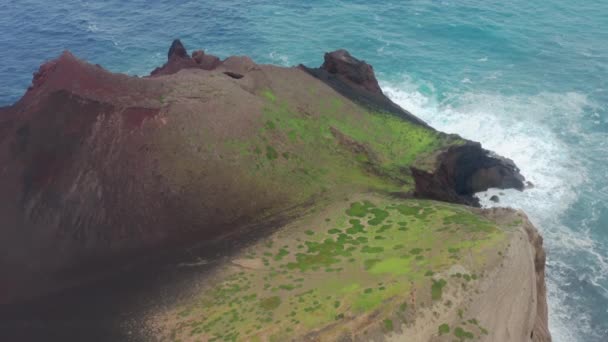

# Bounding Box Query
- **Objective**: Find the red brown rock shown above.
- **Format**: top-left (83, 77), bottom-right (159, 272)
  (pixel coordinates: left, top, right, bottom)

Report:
top-left (321, 49), bottom-right (382, 94)
top-left (167, 39), bottom-right (188, 59)
top-left (150, 39), bottom-right (222, 76)
top-left (192, 50), bottom-right (222, 70)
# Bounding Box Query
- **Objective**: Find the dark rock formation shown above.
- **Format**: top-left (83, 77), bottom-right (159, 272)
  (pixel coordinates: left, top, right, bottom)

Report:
top-left (223, 71), bottom-right (244, 79)
top-left (167, 39), bottom-right (188, 59)
top-left (411, 142), bottom-right (525, 206)
top-left (490, 195), bottom-right (500, 203)
top-left (321, 49), bottom-right (382, 94)
top-left (301, 50), bottom-right (430, 127)
top-left (151, 39), bottom-right (221, 76)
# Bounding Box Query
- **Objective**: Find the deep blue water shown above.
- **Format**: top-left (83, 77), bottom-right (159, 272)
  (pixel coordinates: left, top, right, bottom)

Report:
top-left (1, 1), bottom-right (607, 340)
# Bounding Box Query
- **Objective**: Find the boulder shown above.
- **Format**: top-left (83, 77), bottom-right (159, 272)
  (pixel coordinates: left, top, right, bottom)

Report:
top-left (192, 50), bottom-right (221, 70)
top-left (320, 49), bottom-right (382, 94)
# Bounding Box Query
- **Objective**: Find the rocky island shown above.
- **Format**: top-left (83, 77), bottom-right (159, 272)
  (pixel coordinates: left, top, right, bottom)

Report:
top-left (0, 40), bottom-right (550, 342)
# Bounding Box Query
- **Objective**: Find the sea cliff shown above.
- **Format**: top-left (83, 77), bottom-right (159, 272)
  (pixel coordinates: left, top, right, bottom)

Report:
top-left (0, 40), bottom-right (549, 342)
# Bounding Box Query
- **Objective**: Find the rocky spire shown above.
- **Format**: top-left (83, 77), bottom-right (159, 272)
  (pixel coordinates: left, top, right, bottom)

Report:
top-left (167, 39), bottom-right (189, 59)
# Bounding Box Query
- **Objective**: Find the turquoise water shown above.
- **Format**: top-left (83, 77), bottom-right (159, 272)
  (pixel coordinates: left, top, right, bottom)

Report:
top-left (1, 1), bottom-right (607, 340)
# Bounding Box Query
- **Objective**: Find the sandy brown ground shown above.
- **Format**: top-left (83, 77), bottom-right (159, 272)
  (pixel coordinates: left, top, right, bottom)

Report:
top-left (385, 208), bottom-right (548, 342)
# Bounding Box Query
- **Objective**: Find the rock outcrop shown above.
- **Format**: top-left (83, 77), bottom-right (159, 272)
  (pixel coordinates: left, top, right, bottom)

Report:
top-left (412, 142), bottom-right (525, 206)
top-left (0, 40), bottom-right (547, 342)
top-left (150, 39), bottom-right (221, 76)
top-left (301, 53), bottom-right (430, 127)
top-left (320, 49), bottom-right (383, 94)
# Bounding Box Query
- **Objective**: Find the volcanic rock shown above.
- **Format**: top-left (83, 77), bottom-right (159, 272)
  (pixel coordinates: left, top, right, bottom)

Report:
top-left (167, 39), bottom-right (188, 59)
top-left (151, 39), bottom-right (222, 76)
top-left (321, 49), bottom-right (382, 94)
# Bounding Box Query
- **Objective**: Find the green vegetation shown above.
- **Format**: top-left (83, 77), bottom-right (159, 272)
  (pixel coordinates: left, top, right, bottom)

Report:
top-left (383, 319), bottom-right (394, 331)
top-left (214, 89), bottom-right (465, 209)
top-left (454, 326), bottom-right (475, 340)
top-left (162, 196), bottom-right (507, 341)
top-left (438, 323), bottom-right (450, 335)
top-left (266, 145), bottom-right (279, 160)
top-left (260, 296), bottom-right (281, 310)
top-left (347, 201), bottom-right (375, 217)
top-left (431, 279), bottom-right (447, 300)
top-left (155, 82), bottom-right (490, 339)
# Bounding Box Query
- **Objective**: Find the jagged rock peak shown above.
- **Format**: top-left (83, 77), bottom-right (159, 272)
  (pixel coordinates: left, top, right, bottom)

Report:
top-left (167, 39), bottom-right (188, 59)
top-left (321, 49), bottom-right (382, 94)
top-left (151, 39), bottom-right (222, 76)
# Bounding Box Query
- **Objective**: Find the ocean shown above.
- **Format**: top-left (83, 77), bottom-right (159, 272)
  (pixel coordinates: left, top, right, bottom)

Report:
top-left (1, 1), bottom-right (606, 340)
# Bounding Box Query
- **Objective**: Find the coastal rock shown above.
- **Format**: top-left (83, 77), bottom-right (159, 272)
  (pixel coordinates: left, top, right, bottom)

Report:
top-left (411, 142), bottom-right (525, 206)
top-left (222, 55), bottom-right (257, 74)
top-left (301, 50), bottom-right (430, 127)
top-left (167, 39), bottom-right (188, 59)
top-left (192, 50), bottom-right (221, 70)
top-left (320, 49), bottom-right (382, 94)
top-left (0, 41), bottom-right (546, 342)
top-left (150, 39), bottom-right (222, 76)
top-left (523, 214), bottom-right (551, 341)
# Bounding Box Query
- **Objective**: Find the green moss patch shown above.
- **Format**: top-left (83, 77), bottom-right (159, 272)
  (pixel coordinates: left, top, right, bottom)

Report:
top-left (219, 90), bottom-right (465, 208)
top-left (431, 279), bottom-right (447, 300)
top-left (260, 296), bottom-right (282, 310)
top-left (161, 196), bottom-right (506, 341)
top-left (454, 326), bottom-right (475, 340)
top-left (265, 145), bottom-right (279, 160)
top-left (383, 319), bottom-right (394, 331)
top-left (438, 323), bottom-right (450, 335)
